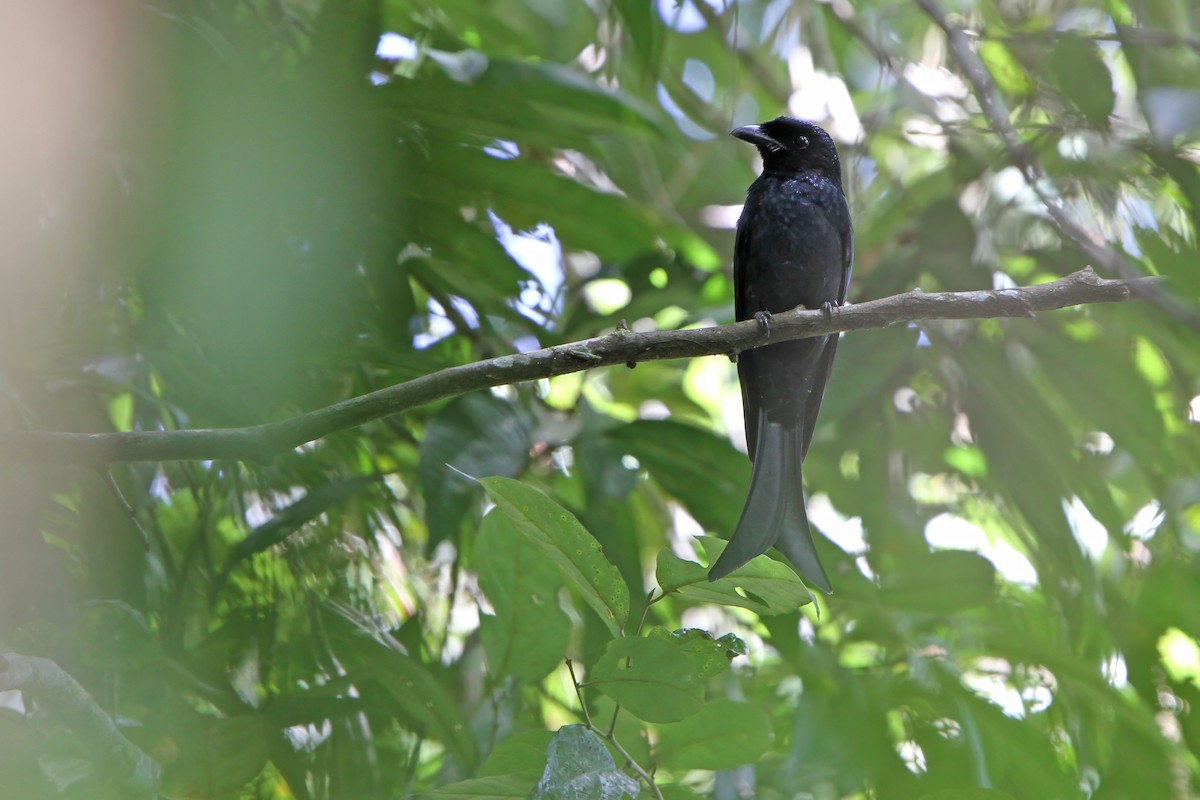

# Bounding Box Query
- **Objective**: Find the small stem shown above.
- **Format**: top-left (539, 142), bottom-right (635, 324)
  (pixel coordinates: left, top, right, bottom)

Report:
top-left (567, 652), bottom-right (661, 799)
top-left (564, 658), bottom-right (593, 728)
top-left (603, 729), bottom-right (665, 800)
top-left (101, 467), bottom-right (151, 549)
top-left (634, 589), bottom-right (658, 636)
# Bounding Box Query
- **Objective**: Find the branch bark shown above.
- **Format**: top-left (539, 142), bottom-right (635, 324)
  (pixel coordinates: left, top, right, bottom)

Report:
top-left (0, 268), bottom-right (1161, 465)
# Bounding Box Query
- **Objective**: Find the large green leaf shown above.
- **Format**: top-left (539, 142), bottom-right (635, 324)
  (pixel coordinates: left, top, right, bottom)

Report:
top-left (653, 699), bottom-right (772, 771)
top-left (1050, 36), bottom-right (1115, 128)
top-left (477, 510), bottom-right (570, 681)
top-left (428, 146), bottom-right (664, 263)
top-left (589, 637), bottom-right (704, 723)
top-left (532, 725), bottom-right (639, 800)
top-left (646, 627), bottom-right (745, 679)
top-left (423, 774), bottom-right (538, 799)
top-left (479, 730), bottom-right (555, 777)
top-left (480, 477), bottom-right (631, 635)
top-left (383, 54), bottom-right (663, 148)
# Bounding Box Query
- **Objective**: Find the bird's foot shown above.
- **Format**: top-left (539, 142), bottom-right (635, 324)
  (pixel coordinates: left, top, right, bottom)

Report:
top-left (821, 300), bottom-right (837, 320)
top-left (753, 310), bottom-right (773, 336)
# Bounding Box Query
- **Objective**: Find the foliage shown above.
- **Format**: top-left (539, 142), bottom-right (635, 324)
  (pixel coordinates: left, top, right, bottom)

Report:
top-left (1, 0), bottom-right (1199, 798)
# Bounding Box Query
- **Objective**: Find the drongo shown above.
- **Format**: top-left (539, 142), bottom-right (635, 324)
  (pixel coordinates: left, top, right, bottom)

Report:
top-left (708, 117), bottom-right (853, 593)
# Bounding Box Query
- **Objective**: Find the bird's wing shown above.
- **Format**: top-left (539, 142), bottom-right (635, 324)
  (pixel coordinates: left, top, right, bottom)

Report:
top-left (733, 211), bottom-right (752, 322)
top-left (733, 203), bottom-right (759, 460)
top-left (838, 199), bottom-right (854, 304)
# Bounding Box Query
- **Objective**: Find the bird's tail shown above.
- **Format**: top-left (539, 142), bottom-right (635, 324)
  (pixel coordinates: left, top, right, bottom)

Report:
top-left (707, 417), bottom-right (833, 593)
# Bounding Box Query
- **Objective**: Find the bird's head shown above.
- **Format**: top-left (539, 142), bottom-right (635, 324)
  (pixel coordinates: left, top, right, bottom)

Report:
top-left (731, 117), bottom-right (842, 184)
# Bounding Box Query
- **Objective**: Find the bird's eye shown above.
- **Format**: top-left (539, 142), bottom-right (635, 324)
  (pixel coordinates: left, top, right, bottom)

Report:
top-left (796, 135), bottom-right (810, 149)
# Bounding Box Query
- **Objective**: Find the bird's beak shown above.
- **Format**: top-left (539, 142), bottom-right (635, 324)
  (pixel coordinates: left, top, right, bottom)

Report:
top-left (730, 124), bottom-right (780, 150)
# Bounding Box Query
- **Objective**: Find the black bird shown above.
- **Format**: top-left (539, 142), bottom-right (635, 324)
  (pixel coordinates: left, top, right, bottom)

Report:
top-left (708, 117), bottom-right (853, 593)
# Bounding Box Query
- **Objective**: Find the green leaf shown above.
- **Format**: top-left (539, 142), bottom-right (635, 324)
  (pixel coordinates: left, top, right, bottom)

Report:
top-left (430, 147), bottom-right (663, 263)
top-left (408, 224), bottom-right (529, 300)
top-left (419, 393), bottom-right (534, 545)
top-left (653, 699), bottom-right (773, 771)
top-left (477, 510), bottom-right (571, 681)
top-left (383, 55), bottom-right (662, 148)
top-left (532, 725), bottom-right (639, 800)
top-left (646, 627), bottom-right (745, 678)
top-left (479, 730), bottom-right (555, 777)
top-left (612, 0), bottom-right (663, 74)
top-left (590, 637), bottom-right (704, 723)
top-left (659, 787), bottom-right (706, 799)
top-left (978, 40), bottom-right (1035, 97)
top-left (1050, 36), bottom-right (1115, 128)
top-left (164, 715), bottom-right (271, 798)
top-left (820, 312), bottom-right (920, 430)
top-left (656, 536), bottom-right (813, 614)
top-left (607, 420), bottom-right (750, 535)
top-left (880, 550), bottom-right (997, 613)
top-left (307, 0), bottom-right (381, 80)
top-left (480, 477), bottom-right (631, 635)
top-left (424, 774), bottom-right (539, 798)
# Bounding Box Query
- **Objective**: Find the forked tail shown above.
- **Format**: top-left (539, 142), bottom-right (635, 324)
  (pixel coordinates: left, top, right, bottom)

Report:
top-left (707, 417), bottom-right (833, 593)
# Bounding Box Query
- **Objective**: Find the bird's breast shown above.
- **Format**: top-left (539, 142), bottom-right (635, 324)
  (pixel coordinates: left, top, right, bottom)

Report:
top-left (738, 174), bottom-right (847, 313)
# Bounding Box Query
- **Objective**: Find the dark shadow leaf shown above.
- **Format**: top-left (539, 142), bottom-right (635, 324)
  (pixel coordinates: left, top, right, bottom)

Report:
top-left (419, 393), bottom-right (534, 546)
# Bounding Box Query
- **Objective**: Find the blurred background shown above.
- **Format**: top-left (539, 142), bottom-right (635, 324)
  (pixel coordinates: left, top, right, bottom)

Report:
top-left (1, 0), bottom-right (1198, 797)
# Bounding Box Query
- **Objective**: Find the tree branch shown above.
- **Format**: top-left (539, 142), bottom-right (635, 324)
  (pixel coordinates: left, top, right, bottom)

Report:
top-left (0, 269), bottom-right (1161, 464)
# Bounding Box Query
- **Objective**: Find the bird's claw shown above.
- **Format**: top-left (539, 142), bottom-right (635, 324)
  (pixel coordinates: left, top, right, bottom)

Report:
top-left (753, 310), bottom-right (773, 336)
top-left (821, 301), bottom-right (837, 320)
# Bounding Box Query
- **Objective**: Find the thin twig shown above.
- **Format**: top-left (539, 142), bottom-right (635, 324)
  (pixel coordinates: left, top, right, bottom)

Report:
top-left (101, 467), bottom-right (151, 550)
top-left (603, 728), bottom-right (665, 800)
top-left (564, 658), bottom-right (593, 728)
top-left (636, 590), bottom-right (665, 635)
